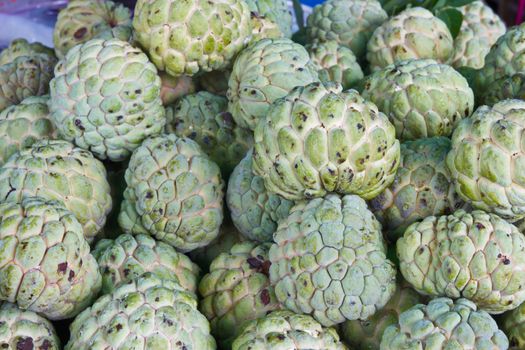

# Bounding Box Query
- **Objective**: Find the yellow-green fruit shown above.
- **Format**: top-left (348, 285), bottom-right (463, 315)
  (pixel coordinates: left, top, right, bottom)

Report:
top-left (502, 302), bottom-right (525, 349)
top-left (0, 38), bottom-right (55, 66)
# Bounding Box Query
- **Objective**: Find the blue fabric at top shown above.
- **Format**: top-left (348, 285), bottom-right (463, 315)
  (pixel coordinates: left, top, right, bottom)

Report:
top-left (301, 0), bottom-right (324, 8)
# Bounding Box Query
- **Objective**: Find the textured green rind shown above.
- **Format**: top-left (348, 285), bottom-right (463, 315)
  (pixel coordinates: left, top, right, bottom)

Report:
top-left (244, 0), bottom-right (292, 38)
top-left (0, 38), bottom-right (56, 66)
top-left (502, 301), bottom-right (525, 349)
top-left (398, 209), bottom-right (525, 314)
top-left (0, 198), bottom-right (101, 320)
top-left (253, 82), bottom-right (400, 201)
top-left (380, 298), bottom-right (509, 350)
top-left (269, 194), bottom-right (397, 327)
top-left (481, 74), bottom-right (525, 106)
top-left (66, 272), bottom-right (216, 350)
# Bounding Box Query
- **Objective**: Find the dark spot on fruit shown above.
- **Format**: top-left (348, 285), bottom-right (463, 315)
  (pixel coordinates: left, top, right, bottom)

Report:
top-left (476, 223), bottom-right (485, 230)
top-left (116, 324), bottom-right (123, 331)
top-left (57, 262), bottom-right (67, 274)
top-left (74, 27), bottom-right (87, 39)
top-left (69, 270), bottom-right (75, 281)
top-left (16, 337), bottom-right (33, 350)
top-left (260, 289), bottom-right (271, 305)
top-left (74, 119), bottom-right (85, 131)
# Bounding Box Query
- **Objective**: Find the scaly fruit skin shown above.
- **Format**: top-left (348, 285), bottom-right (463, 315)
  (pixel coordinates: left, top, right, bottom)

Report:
top-left (165, 92), bottom-right (253, 176)
top-left (306, 0), bottom-right (387, 62)
top-left (159, 73), bottom-right (195, 105)
top-left (451, 1), bottom-right (506, 69)
top-left (253, 82), bottom-right (400, 201)
top-left (367, 8), bottom-right (453, 72)
top-left (306, 41), bottom-right (364, 90)
top-left (0, 38), bottom-right (56, 66)
top-left (0, 139), bottom-right (111, 242)
top-left (66, 272), bottom-right (216, 350)
top-left (0, 302), bottom-right (60, 350)
top-left (341, 282), bottom-right (424, 350)
top-left (398, 209), bottom-right (525, 314)
top-left (53, 0), bottom-right (132, 58)
top-left (369, 137), bottom-right (465, 241)
top-left (0, 96), bottom-right (56, 166)
top-left (233, 310), bottom-right (348, 350)
top-left (0, 198), bottom-right (101, 320)
top-left (502, 302), bottom-right (525, 349)
top-left (0, 54), bottom-right (57, 112)
top-left (481, 73), bottom-right (525, 107)
top-left (199, 241), bottom-right (280, 348)
top-left (93, 233), bottom-right (200, 294)
top-left (227, 151), bottom-right (294, 242)
top-left (227, 38), bottom-right (320, 130)
top-left (248, 13), bottom-right (284, 44)
top-left (133, 0), bottom-right (251, 77)
top-left (118, 134), bottom-right (224, 252)
top-left (270, 195), bottom-right (397, 327)
top-left (380, 298), bottom-right (509, 350)
top-left (198, 70), bottom-right (231, 96)
top-left (447, 100), bottom-right (525, 221)
top-left (362, 59), bottom-right (474, 141)
top-left (244, 0), bottom-right (292, 38)
top-left (49, 39), bottom-right (165, 162)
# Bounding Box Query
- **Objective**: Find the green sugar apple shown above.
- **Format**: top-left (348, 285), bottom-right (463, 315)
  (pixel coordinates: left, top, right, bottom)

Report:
top-left (248, 12), bottom-right (284, 44)
top-left (482, 73), bottom-right (525, 106)
top-left (244, 0), bottom-right (292, 38)
top-left (0, 38), bottom-right (55, 66)
top-left (502, 301), bottom-right (525, 349)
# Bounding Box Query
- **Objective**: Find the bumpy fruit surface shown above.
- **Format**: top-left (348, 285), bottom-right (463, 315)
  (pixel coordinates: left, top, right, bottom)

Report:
top-left (369, 137), bottom-right (465, 240)
top-left (53, 0), bottom-right (132, 58)
top-left (306, 41), bottom-right (364, 89)
top-left (66, 273), bottom-right (216, 350)
top-left (49, 39), bottom-right (165, 162)
top-left (227, 151), bottom-right (294, 242)
top-left (248, 13), bottom-right (283, 44)
top-left (166, 92), bottom-right (253, 176)
top-left (93, 233), bottom-right (200, 294)
top-left (244, 0), bottom-right (292, 38)
top-left (118, 134), bottom-right (224, 252)
top-left (398, 209), bottom-right (525, 314)
top-left (0, 198), bottom-right (101, 320)
top-left (0, 96), bottom-right (56, 166)
top-left (381, 298), bottom-right (509, 349)
top-left (502, 302), bottom-right (525, 349)
top-left (482, 74), bottom-right (525, 106)
top-left (0, 38), bottom-right (55, 66)
top-left (367, 8), bottom-right (453, 71)
top-left (306, 0), bottom-right (387, 61)
top-left (227, 38), bottom-right (319, 130)
top-left (451, 1), bottom-right (505, 69)
top-left (198, 70), bottom-right (231, 96)
top-left (199, 241), bottom-right (280, 348)
top-left (341, 282), bottom-right (423, 350)
top-left (447, 99), bottom-right (525, 221)
top-left (362, 59), bottom-right (474, 141)
top-left (0, 139), bottom-right (111, 242)
top-left (270, 195), bottom-right (397, 326)
top-left (0, 302), bottom-right (60, 350)
top-left (253, 82), bottom-right (400, 201)
top-left (232, 310), bottom-right (348, 350)
top-left (133, 0), bottom-right (251, 77)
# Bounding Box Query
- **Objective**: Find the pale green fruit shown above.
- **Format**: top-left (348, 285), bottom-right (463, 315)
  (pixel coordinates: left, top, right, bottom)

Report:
top-left (367, 8), bottom-right (453, 72)
top-left (270, 195), bottom-right (397, 326)
top-left (244, 0), bottom-right (292, 38)
top-left (380, 298), bottom-right (509, 350)
top-left (398, 209), bottom-right (525, 314)
top-left (482, 73), bottom-right (525, 106)
top-left (0, 197), bottom-right (101, 320)
top-left (133, 0), bottom-right (252, 77)
top-left (502, 302), bottom-right (525, 349)
top-left (306, 0), bottom-right (387, 61)
top-left (249, 13), bottom-right (284, 44)
top-left (0, 38), bottom-right (55, 66)
top-left (253, 82), bottom-right (400, 201)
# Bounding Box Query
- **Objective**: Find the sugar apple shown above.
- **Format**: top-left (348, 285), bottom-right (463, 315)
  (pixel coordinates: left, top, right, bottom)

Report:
top-left (481, 73), bottom-right (525, 106)
top-left (306, 41), bottom-right (364, 90)
top-left (0, 139), bottom-right (112, 242)
top-left (0, 54), bottom-right (57, 112)
top-left (227, 38), bottom-right (320, 130)
top-left (232, 310), bottom-right (348, 350)
top-left (306, 0), bottom-right (388, 62)
top-left (369, 137), bottom-right (466, 241)
top-left (248, 12), bottom-right (284, 44)
top-left (450, 1), bottom-right (506, 69)
top-left (446, 99), bottom-right (525, 222)
top-left (93, 233), bottom-right (200, 294)
top-left (66, 272), bottom-right (216, 350)
top-left (270, 194), bottom-right (397, 326)
top-left (133, 0), bottom-right (251, 77)
top-left (380, 298), bottom-right (509, 350)
top-left (0, 302), bottom-right (60, 350)
top-left (244, 0), bottom-right (292, 38)
top-left (199, 241), bottom-right (280, 348)
top-left (198, 70), bottom-right (231, 96)
top-left (502, 301), bottom-right (525, 349)
top-left (227, 150), bottom-right (294, 242)
top-left (159, 73), bottom-right (195, 105)
top-left (0, 96), bottom-right (56, 167)
top-left (53, 0), bottom-right (132, 58)
top-left (0, 197), bottom-right (101, 320)
top-left (398, 209), bottom-right (525, 314)
top-left (165, 91), bottom-right (253, 176)
top-left (253, 82), bottom-right (400, 201)
top-left (367, 8), bottom-right (454, 72)
top-left (118, 134), bottom-right (224, 252)
top-left (341, 282), bottom-right (424, 350)
top-left (0, 38), bottom-right (55, 66)
top-left (361, 59), bottom-right (474, 141)
top-left (49, 38), bottom-right (165, 162)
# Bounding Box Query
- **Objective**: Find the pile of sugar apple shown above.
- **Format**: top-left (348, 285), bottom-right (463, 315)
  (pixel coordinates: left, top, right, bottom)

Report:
top-left (3, 0), bottom-right (525, 349)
